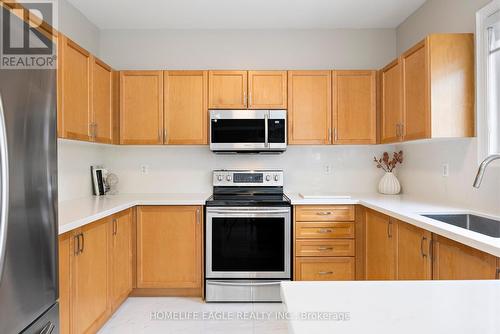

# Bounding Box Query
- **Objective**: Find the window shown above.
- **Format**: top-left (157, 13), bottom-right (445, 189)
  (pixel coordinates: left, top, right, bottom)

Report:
top-left (477, 2), bottom-right (500, 161)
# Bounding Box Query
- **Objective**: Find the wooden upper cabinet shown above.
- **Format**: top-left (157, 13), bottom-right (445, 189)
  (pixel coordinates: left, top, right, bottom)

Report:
top-left (365, 210), bottom-right (397, 280)
top-left (401, 34), bottom-right (474, 141)
top-left (380, 59), bottom-right (403, 143)
top-left (248, 71), bottom-right (287, 109)
top-left (92, 58), bottom-right (114, 144)
top-left (208, 71), bottom-right (247, 109)
top-left (71, 219), bottom-right (110, 334)
top-left (332, 70), bottom-right (377, 144)
top-left (109, 209), bottom-right (133, 310)
top-left (164, 71), bottom-right (208, 144)
top-left (401, 40), bottom-right (429, 141)
top-left (59, 36), bottom-right (92, 141)
top-left (288, 71), bottom-right (332, 144)
top-left (136, 206), bottom-right (202, 289)
top-left (433, 235), bottom-right (498, 280)
top-left (396, 221), bottom-right (432, 280)
top-left (120, 71), bottom-right (164, 144)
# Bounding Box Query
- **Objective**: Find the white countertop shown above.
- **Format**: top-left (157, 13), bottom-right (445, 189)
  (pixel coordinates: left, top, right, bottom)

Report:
top-left (58, 192), bottom-right (500, 257)
top-left (58, 193), bottom-right (209, 234)
top-left (288, 193), bottom-right (500, 257)
top-left (281, 280), bottom-right (500, 334)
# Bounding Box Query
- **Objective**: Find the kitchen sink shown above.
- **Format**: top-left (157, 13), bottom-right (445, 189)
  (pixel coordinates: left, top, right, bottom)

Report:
top-left (422, 214), bottom-right (500, 238)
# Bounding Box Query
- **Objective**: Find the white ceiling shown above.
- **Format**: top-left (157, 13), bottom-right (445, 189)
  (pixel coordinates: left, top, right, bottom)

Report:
top-left (66, 0), bottom-right (427, 30)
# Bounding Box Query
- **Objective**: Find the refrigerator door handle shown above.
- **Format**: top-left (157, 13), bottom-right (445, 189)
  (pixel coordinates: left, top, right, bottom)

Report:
top-left (0, 94), bottom-right (9, 284)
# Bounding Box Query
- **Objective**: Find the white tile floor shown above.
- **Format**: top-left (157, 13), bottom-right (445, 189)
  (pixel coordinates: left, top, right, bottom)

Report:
top-left (98, 297), bottom-right (289, 334)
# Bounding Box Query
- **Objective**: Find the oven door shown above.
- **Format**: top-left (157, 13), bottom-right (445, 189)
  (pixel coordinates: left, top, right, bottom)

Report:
top-left (205, 207), bottom-right (291, 279)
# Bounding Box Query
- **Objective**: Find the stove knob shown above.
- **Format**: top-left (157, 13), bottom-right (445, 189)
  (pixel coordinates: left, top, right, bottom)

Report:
top-left (274, 174), bottom-right (280, 181)
top-left (217, 175), bottom-right (223, 181)
top-left (265, 175), bottom-right (271, 181)
top-left (226, 175), bottom-right (232, 181)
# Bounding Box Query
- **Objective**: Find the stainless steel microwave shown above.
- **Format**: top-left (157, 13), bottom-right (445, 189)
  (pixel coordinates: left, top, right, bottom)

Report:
top-left (209, 110), bottom-right (287, 153)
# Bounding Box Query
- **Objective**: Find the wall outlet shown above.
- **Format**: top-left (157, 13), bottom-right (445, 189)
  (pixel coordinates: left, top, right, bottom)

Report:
top-left (441, 163), bottom-right (449, 177)
top-left (140, 165), bottom-right (149, 175)
top-left (324, 164), bottom-right (333, 175)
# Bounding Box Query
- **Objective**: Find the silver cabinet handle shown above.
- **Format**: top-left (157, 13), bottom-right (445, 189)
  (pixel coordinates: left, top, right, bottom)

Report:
top-left (196, 208), bottom-right (200, 225)
top-left (318, 229), bottom-right (333, 233)
top-left (243, 91), bottom-right (247, 107)
top-left (334, 128), bottom-right (338, 142)
top-left (318, 271), bottom-right (333, 275)
top-left (79, 233), bottom-right (84, 254)
top-left (112, 218), bottom-right (117, 235)
top-left (163, 128), bottom-right (168, 144)
top-left (93, 123), bottom-right (98, 139)
top-left (421, 236), bottom-right (428, 258)
top-left (317, 247), bottom-right (334, 251)
top-left (328, 128), bottom-right (332, 143)
top-left (316, 211), bottom-right (332, 216)
top-left (249, 91), bottom-right (252, 106)
top-left (387, 221), bottom-right (393, 238)
top-left (0, 94), bottom-right (9, 285)
top-left (158, 129), bottom-right (162, 143)
top-left (74, 235), bottom-right (80, 255)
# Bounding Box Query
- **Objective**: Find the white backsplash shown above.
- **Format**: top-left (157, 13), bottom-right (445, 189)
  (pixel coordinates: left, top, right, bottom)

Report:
top-left (57, 141), bottom-right (395, 200)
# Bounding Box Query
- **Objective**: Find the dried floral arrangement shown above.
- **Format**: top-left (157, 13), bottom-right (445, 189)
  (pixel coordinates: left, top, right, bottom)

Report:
top-left (373, 151), bottom-right (403, 173)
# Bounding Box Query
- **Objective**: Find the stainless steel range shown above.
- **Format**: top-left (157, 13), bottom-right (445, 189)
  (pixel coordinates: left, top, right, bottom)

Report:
top-left (205, 169), bottom-right (291, 302)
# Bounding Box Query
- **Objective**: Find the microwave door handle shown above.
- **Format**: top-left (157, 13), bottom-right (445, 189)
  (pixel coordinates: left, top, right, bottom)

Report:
top-left (264, 111), bottom-right (269, 148)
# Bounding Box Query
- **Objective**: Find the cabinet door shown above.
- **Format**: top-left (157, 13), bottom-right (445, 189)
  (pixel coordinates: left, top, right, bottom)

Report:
top-left (396, 221), bottom-right (432, 280)
top-left (137, 206), bottom-right (202, 288)
top-left (402, 40), bottom-right (430, 141)
top-left (381, 59), bottom-right (403, 143)
top-left (288, 71), bottom-right (332, 144)
top-left (332, 70), bottom-right (377, 144)
top-left (110, 209), bottom-right (133, 310)
top-left (120, 71), bottom-right (163, 144)
top-left (248, 71), bottom-right (287, 109)
top-left (208, 71), bottom-right (247, 109)
top-left (433, 235), bottom-right (498, 280)
top-left (58, 233), bottom-right (71, 334)
top-left (59, 36), bottom-right (92, 141)
top-left (92, 58), bottom-right (114, 144)
top-left (365, 210), bottom-right (397, 280)
top-left (164, 71), bottom-right (208, 144)
top-left (72, 219), bottom-right (109, 334)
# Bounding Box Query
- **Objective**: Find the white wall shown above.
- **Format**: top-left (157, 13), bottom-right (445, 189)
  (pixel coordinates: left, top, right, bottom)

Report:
top-left (57, 0), bottom-right (100, 55)
top-left (397, 0), bottom-right (491, 53)
top-left (99, 29), bottom-right (396, 70)
top-left (103, 145), bottom-right (395, 195)
top-left (396, 0), bottom-right (500, 215)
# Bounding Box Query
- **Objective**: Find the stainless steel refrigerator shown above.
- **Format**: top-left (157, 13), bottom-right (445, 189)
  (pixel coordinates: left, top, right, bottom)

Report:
top-left (0, 7), bottom-right (59, 334)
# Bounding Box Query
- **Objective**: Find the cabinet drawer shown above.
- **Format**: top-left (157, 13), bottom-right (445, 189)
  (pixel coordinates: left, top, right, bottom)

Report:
top-left (295, 257), bottom-right (355, 281)
top-left (295, 239), bottom-right (355, 257)
top-left (295, 222), bottom-right (354, 239)
top-left (295, 205), bottom-right (354, 222)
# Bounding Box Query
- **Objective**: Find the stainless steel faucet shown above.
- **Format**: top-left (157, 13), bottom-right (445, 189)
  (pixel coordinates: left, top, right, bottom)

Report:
top-left (473, 154), bottom-right (500, 188)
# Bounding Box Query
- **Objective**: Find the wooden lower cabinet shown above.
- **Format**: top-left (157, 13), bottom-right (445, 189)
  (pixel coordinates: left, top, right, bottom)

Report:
top-left (109, 209), bottom-right (133, 310)
top-left (396, 221), bottom-right (432, 280)
top-left (71, 218), bottom-right (110, 334)
top-left (58, 209), bottom-right (134, 334)
top-left (365, 210), bottom-right (397, 280)
top-left (136, 206), bottom-right (202, 291)
top-left (433, 235), bottom-right (499, 280)
top-left (295, 257), bottom-right (355, 281)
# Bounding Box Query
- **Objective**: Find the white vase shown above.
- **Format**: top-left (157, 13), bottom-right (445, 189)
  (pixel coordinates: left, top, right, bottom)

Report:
top-left (378, 172), bottom-right (401, 195)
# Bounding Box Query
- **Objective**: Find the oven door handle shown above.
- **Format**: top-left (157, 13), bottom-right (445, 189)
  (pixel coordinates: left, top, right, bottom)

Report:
top-left (208, 281), bottom-right (282, 287)
top-left (207, 209), bottom-right (290, 215)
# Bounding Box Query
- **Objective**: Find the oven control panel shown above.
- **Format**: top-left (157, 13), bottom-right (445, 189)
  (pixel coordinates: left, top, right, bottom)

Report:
top-left (213, 170), bottom-right (283, 187)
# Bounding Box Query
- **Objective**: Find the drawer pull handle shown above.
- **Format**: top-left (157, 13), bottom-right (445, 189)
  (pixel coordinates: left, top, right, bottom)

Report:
top-left (316, 212), bottom-right (333, 216)
top-left (318, 271), bottom-right (333, 275)
top-left (318, 247), bottom-right (334, 251)
top-left (318, 229), bottom-right (333, 233)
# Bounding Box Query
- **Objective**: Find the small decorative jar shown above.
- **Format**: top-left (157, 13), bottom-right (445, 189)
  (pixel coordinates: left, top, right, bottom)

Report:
top-left (378, 172), bottom-right (401, 195)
